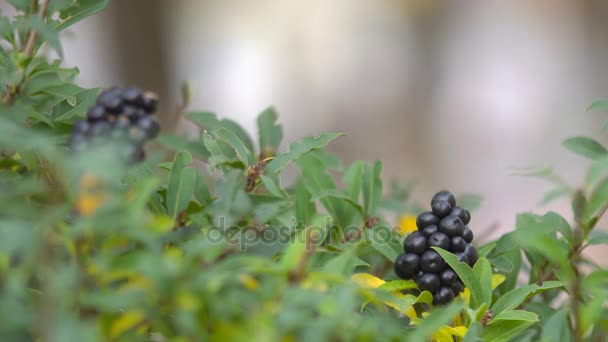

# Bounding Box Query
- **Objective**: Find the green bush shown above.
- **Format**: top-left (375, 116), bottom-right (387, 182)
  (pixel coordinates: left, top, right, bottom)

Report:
top-left (0, 1), bottom-right (607, 341)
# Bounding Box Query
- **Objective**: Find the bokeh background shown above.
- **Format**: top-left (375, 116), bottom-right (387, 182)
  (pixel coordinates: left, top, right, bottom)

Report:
top-left (9, 0), bottom-right (608, 259)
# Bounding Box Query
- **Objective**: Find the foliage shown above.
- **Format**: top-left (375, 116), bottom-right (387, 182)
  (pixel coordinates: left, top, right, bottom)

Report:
top-left (0, 1), bottom-right (607, 341)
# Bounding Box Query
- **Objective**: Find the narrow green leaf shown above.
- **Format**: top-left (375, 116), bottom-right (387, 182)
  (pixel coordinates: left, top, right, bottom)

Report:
top-left (433, 247), bottom-right (484, 308)
top-left (378, 279), bottom-right (418, 292)
top-left (53, 88), bottom-right (100, 122)
top-left (563, 136), bottom-right (608, 160)
top-left (257, 107), bottom-right (282, 156)
top-left (343, 161), bottom-right (364, 202)
top-left (203, 131), bottom-right (244, 171)
top-left (362, 161), bottom-right (383, 218)
top-left (214, 127), bottom-right (254, 166)
top-left (194, 173), bottom-right (213, 205)
top-left (456, 194), bottom-right (482, 211)
top-left (473, 257), bottom-right (493, 307)
top-left (481, 319), bottom-right (536, 342)
top-left (311, 189), bottom-right (364, 218)
top-left (294, 180), bottom-right (314, 227)
top-left (539, 187), bottom-right (570, 205)
top-left (540, 309), bottom-right (572, 342)
top-left (265, 133), bottom-right (342, 174)
top-left (259, 174), bottom-right (285, 198)
top-left (157, 134), bottom-right (209, 158)
top-left (587, 229), bottom-right (608, 245)
top-left (491, 281), bottom-right (563, 315)
top-left (368, 225), bottom-right (402, 261)
top-left (187, 111), bottom-right (255, 153)
top-left (583, 178), bottom-right (608, 225)
top-left (57, 0), bottom-right (110, 31)
top-left (490, 310), bottom-right (539, 324)
top-left (166, 151), bottom-right (194, 218)
top-left (587, 100), bottom-right (608, 112)
top-left (462, 322), bottom-right (482, 342)
top-left (408, 301), bottom-right (466, 341)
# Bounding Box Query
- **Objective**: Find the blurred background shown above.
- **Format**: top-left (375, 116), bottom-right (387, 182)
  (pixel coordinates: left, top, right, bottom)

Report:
top-left (12, 0), bottom-right (608, 258)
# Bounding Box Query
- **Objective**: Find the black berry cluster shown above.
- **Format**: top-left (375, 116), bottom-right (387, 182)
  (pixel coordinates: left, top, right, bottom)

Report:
top-left (394, 191), bottom-right (478, 305)
top-left (69, 86), bottom-right (160, 163)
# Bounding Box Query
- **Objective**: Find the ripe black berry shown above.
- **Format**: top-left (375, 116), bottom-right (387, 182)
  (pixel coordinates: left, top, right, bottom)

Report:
top-left (431, 200), bottom-right (452, 218)
top-left (420, 250), bottom-right (446, 273)
top-left (404, 232), bottom-right (428, 255)
top-left (122, 86), bottom-right (144, 105)
top-left (451, 281), bottom-right (464, 294)
top-left (428, 232), bottom-right (451, 250)
top-left (137, 116), bottom-right (160, 139)
top-left (451, 236), bottom-right (466, 253)
top-left (431, 191), bottom-right (456, 208)
top-left (416, 211), bottom-right (440, 229)
top-left (97, 88), bottom-right (123, 114)
top-left (417, 273), bottom-right (440, 293)
top-left (89, 121), bottom-right (111, 137)
top-left (394, 253), bottom-right (420, 279)
top-left (439, 215), bottom-right (464, 237)
top-left (72, 120), bottom-right (90, 134)
top-left (421, 225), bottom-right (438, 238)
top-left (142, 91), bottom-right (159, 112)
top-left (464, 244), bottom-right (478, 266)
top-left (451, 207), bottom-right (471, 225)
top-left (433, 286), bottom-right (455, 305)
top-left (87, 105), bottom-right (106, 122)
top-left (462, 226), bottom-right (474, 243)
top-left (440, 269), bottom-right (457, 286)
top-left (455, 252), bottom-right (469, 264)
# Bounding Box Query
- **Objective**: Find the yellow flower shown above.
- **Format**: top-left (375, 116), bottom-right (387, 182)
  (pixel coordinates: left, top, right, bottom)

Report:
top-left (397, 215), bottom-right (418, 235)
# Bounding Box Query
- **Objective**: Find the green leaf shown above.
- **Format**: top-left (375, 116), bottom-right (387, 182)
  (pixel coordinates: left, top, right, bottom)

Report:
top-left (214, 127), bottom-right (254, 166)
top-left (343, 161), bottom-right (364, 202)
top-left (166, 151), bottom-right (195, 218)
top-left (491, 281), bottom-right (563, 315)
top-left (259, 174), bottom-right (285, 198)
top-left (540, 309), bottom-right (572, 342)
top-left (157, 134), bottom-right (209, 158)
top-left (29, 17), bottom-right (63, 57)
top-left (490, 310), bottom-right (539, 324)
top-left (311, 189), bottom-right (364, 218)
top-left (408, 301), bottom-right (466, 341)
top-left (265, 133), bottom-right (342, 174)
top-left (186, 112), bottom-right (254, 153)
top-left (257, 107), bottom-right (282, 156)
top-left (56, 0), bottom-right (110, 31)
top-left (202, 131), bottom-right (244, 171)
top-left (294, 180), bottom-right (314, 227)
top-left (481, 319), bottom-right (536, 342)
top-left (587, 229), bottom-right (608, 245)
top-left (462, 322), bottom-right (482, 342)
top-left (473, 257), bottom-right (493, 307)
top-left (456, 194), bottom-right (482, 211)
top-left (514, 211), bottom-right (572, 247)
top-left (539, 187), bottom-right (570, 205)
top-left (194, 173), bottom-right (212, 205)
top-left (362, 161), bottom-right (382, 218)
top-left (588, 99), bottom-right (608, 112)
top-left (433, 247), bottom-right (485, 308)
top-left (563, 136), bottom-right (608, 160)
top-left (377, 279), bottom-right (417, 292)
top-left (583, 178), bottom-right (608, 225)
top-left (368, 225), bottom-right (402, 261)
top-left (53, 88), bottom-right (100, 122)
top-left (322, 247), bottom-right (369, 275)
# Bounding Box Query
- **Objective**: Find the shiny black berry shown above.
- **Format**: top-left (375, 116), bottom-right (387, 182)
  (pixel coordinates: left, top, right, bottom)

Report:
top-left (455, 252), bottom-right (469, 264)
top-left (440, 269), bottom-right (457, 286)
top-left (431, 200), bottom-right (452, 218)
top-left (141, 91), bottom-right (159, 112)
top-left (464, 244), bottom-right (478, 266)
top-left (431, 191), bottom-right (456, 208)
top-left (420, 250), bottom-right (446, 273)
top-left (452, 281), bottom-right (464, 294)
top-left (416, 211), bottom-right (440, 229)
top-left (122, 86), bottom-right (144, 105)
top-left (421, 225), bottom-right (438, 238)
top-left (97, 88), bottom-right (123, 114)
top-left (72, 120), bottom-right (90, 134)
top-left (451, 207), bottom-right (471, 225)
top-left (404, 232), bottom-right (428, 255)
top-left (89, 121), bottom-right (111, 137)
top-left (417, 273), bottom-right (440, 293)
top-left (451, 236), bottom-right (466, 253)
top-left (394, 253), bottom-right (420, 279)
top-left (462, 226), bottom-right (474, 243)
top-left (137, 116), bottom-right (160, 138)
top-left (428, 232), bottom-right (451, 250)
top-left (413, 270), bottom-right (425, 282)
top-left (439, 215), bottom-right (464, 237)
top-left (87, 105), bottom-right (106, 122)
top-left (433, 286), bottom-right (455, 305)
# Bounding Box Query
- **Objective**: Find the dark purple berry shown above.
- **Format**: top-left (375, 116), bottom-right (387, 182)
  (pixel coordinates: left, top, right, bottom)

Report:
top-left (137, 116), bottom-right (160, 138)
top-left (97, 88), bottom-right (123, 114)
top-left (440, 269), bottom-right (457, 286)
top-left (428, 232), bottom-right (451, 250)
top-left (141, 91), bottom-right (159, 113)
top-left (451, 207), bottom-right (471, 225)
top-left (433, 286), bottom-right (455, 305)
top-left (421, 225), bottom-right (438, 238)
top-left (452, 281), bottom-right (464, 294)
top-left (462, 226), bottom-right (474, 243)
top-left (432, 200), bottom-right (452, 218)
top-left (455, 252), bottom-right (469, 264)
top-left (464, 244), bottom-right (478, 266)
top-left (420, 250), bottom-right (447, 273)
top-left (417, 273), bottom-right (440, 293)
top-left (416, 211), bottom-right (440, 229)
top-left (89, 121), bottom-right (111, 137)
top-left (403, 232), bottom-right (427, 255)
top-left (72, 120), bottom-right (90, 134)
top-left (413, 270), bottom-right (425, 282)
top-left (439, 215), bottom-right (464, 237)
top-left (86, 105), bottom-right (106, 122)
top-left (431, 191), bottom-right (456, 208)
top-left (122, 86), bottom-right (144, 105)
top-left (122, 105), bottom-right (140, 123)
top-left (451, 236), bottom-right (467, 253)
top-left (394, 253), bottom-right (420, 279)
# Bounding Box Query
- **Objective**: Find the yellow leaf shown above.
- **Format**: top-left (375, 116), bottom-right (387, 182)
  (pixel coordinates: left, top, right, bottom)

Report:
top-left (351, 273), bottom-right (385, 288)
top-left (442, 325), bottom-right (468, 337)
top-left (397, 215), bottom-right (418, 235)
top-left (431, 328), bottom-right (454, 342)
top-left (492, 274), bottom-right (506, 289)
top-left (110, 311), bottom-right (145, 339)
top-left (460, 288), bottom-right (470, 305)
top-left (239, 274), bottom-right (260, 291)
